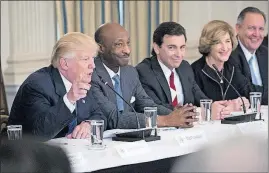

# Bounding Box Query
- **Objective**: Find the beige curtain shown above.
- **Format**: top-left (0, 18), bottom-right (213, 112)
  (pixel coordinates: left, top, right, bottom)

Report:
top-left (124, 1), bottom-right (180, 65)
top-left (55, 1), bottom-right (119, 38)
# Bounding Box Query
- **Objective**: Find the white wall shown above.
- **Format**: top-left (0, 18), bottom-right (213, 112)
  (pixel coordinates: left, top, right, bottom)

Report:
top-left (179, 1), bottom-right (268, 63)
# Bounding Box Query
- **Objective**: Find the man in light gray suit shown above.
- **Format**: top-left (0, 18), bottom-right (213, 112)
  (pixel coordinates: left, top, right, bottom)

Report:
top-left (91, 23), bottom-right (198, 130)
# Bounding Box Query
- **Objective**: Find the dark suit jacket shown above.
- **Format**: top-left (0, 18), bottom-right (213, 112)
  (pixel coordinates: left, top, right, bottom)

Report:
top-left (91, 56), bottom-right (172, 130)
top-left (191, 56), bottom-right (254, 101)
top-left (136, 56), bottom-right (208, 109)
top-left (228, 44), bottom-right (268, 104)
top-left (8, 65), bottom-right (106, 141)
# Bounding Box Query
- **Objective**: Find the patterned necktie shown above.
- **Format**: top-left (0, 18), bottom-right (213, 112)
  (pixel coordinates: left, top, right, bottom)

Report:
top-left (169, 71), bottom-right (178, 107)
top-left (112, 74), bottom-right (124, 111)
top-left (67, 110), bottom-right (77, 135)
top-left (248, 55), bottom-right (262, 85)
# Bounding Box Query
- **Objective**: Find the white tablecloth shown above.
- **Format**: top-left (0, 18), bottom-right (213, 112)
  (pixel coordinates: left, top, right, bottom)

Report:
top-left (48, 106), bottom-right (268, 172)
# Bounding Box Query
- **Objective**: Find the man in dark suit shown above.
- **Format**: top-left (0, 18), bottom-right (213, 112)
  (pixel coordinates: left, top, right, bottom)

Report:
top-left (262, 34), bottom-right (268, 47)
top-left (91, 23), bottom-right (197, 130)
top-left (8, 32), bottom-right (106, 141)
top-left (136, 22), bottom-right (243, 119)
top-left (229, 7), bottom-right (268, 104)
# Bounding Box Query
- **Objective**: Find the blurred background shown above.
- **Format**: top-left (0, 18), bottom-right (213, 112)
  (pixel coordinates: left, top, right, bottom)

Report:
top-left (1, 1), bottom-right (268, 110)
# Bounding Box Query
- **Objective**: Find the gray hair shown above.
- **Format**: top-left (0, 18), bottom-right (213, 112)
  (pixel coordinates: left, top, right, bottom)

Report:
top-left (237, 7), bottom-right (267, 25)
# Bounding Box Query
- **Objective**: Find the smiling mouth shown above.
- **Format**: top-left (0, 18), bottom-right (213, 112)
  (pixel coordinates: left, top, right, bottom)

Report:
top-left (122, 56), bottom-right (129, 59)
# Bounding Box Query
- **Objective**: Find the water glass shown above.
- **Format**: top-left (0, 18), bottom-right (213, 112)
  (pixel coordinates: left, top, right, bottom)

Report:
top-left (199, 99), bottom-right (213, 124)
top-left (250, 92), bottom-right (262, 119)
top-left (144, 107), bottom-right (158, 128)
top-left (7, 125), bottom-right (22, 140)
top-left (89, 120), bottom-right (105, 150)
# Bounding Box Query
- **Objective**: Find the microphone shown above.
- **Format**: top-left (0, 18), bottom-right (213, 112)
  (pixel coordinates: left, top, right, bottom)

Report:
top-left (212, 64), bottom-right (259, 124)
top-left (98, 76), bottom-right (160, 142)
top-left (212, 64), bottom-right (246, 114)
top-left (99, 77), bottom-right (140, 129)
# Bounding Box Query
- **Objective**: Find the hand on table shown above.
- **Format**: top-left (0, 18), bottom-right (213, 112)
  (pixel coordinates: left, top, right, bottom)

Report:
top-left (66, 121), bottom-right (91, 139)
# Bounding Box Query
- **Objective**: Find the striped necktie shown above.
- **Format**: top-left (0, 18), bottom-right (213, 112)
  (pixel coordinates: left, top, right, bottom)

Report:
top-left (169, 71), bottom-right (178, 107)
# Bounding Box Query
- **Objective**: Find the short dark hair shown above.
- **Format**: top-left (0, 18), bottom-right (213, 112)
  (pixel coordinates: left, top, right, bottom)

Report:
top-left (237, 7), bottom-right (267, 24)
top-left (151, 22), bottom-right (187, 56)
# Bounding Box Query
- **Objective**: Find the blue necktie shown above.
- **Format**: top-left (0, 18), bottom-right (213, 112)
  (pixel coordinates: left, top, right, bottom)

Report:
top-left (112, 74), bottom-right (124, 111)
top-left (248, 55), bottom-right (262, 86)
top-left (67, 110), bottom-right (77, 134)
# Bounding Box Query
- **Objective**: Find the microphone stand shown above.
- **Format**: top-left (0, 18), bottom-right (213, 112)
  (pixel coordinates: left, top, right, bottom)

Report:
top-left (212, 64), bottom-right (259, 124)
top-left (99, 77), bottom-right (160, 142)
top-left (212, 64), bottom-right (246, 113)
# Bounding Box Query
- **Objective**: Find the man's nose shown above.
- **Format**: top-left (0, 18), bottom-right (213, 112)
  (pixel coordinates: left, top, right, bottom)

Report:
top-left (89, 60), bottom-right (95, 69)
top-left (122, 44), bottom-right (131, 55)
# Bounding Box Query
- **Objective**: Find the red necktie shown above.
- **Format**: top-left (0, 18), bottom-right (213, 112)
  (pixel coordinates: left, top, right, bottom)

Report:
top-left (169, 71), bottom-right (178, 107)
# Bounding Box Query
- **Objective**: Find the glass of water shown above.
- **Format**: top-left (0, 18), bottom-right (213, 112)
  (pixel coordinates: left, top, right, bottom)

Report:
top-left (144, 107), bottom-right (158, 128)
top-left (250, 92), bottom-right (262, 120)
top-left (7, 125), bottom-right (22, 140)
top-left (199, 99), bottom-right (213, 124)
top-left (144, 107), bottom-right (158, 136)
top-left (89, 120), bottom-right (105, 150)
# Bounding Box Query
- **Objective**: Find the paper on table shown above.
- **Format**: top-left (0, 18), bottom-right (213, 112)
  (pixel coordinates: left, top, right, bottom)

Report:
top-left (115, 140), bottom-right (151, 158)
top-left (236, 121), bottom-right (267, 135)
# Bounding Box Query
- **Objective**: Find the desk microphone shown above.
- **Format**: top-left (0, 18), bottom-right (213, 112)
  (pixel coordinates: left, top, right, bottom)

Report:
top-left (212, 64), bottom-right (246, 114)
top-left (98, 76), bottom-right (160, 142)
top-left (99, 77), bottom-right (140, 129)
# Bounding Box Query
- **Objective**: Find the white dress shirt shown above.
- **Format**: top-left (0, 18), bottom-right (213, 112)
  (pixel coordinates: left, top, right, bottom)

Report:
top-left (59, 72), bottom-right (76, 113)
top-left (103, 63), bottom-right (121, 86)
top-left (157, 59), bottom-right (184, 105)
top-left (238, 40), bottom-right (263, 86)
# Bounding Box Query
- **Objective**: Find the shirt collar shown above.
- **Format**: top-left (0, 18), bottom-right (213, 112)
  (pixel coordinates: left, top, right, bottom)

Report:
top-left (103, 63), bottom-right (121, 79)
top-left (238, 39), bottom-right (256, 62)
top-left (59, 72), bottom-right (72, 92)
top-left (157, 58), bottom-right (175, 79)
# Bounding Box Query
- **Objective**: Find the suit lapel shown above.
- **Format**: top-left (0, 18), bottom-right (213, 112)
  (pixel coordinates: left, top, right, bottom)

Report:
top-left (256, 47), bottom-right (267, 84)
top-left (94, 57), bottom-right (117, 103)
top-left (151, 57), bottom-right (172, 103)
top-left (237, 45), bottom-right (252, 80)
top-left (175, 65), bottom-right (188, 104)
top-left (51, 66), bottom-right (66, 97)
top-left (120, 67), bottom-right (131, 109)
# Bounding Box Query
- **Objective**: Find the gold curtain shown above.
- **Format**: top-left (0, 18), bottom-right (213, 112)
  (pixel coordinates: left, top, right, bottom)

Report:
top-left (124, 1), bottom-right (180, 65)
top-left (55, 1), bottom-right (119, 38)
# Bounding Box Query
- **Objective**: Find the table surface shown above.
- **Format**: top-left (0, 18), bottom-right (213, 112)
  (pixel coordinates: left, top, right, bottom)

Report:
top-left (48, 106), bottom-right (268, 173)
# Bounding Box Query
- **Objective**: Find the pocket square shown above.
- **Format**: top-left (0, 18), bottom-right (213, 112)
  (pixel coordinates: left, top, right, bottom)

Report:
top-left (130, 96), bottom-right (136, 103)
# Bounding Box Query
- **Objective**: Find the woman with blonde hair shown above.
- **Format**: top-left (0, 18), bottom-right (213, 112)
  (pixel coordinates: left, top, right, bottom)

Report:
top-left (191, 20), bottom-right (253, 108)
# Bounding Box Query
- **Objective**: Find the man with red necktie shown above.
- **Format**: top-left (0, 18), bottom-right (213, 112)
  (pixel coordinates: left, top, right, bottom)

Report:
top-left (136, 22), bottom-right (245, 119)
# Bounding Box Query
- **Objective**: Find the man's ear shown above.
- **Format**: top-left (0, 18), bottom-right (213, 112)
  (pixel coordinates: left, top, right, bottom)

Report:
top-left (98, 43), bottom-right (105, 53)
top-left (59, 57), bottom-right (68, 71)
top-left (153, 43), bottom-right (160, 55)
top-left (235, 24), bottom-right (241, 34)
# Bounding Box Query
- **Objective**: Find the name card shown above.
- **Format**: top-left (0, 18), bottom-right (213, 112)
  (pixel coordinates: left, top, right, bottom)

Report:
top-left (175, 130), bottom-right (208, 147)
top-left (236, 121), bottom-right (267, 135)
top-left (115, 140), bottom-right (151, 158)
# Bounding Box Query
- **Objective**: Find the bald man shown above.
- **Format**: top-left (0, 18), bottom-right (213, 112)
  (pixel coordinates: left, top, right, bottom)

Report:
top-left (91, 23), bottom-right (198, 130)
